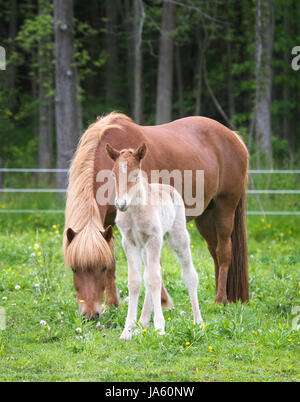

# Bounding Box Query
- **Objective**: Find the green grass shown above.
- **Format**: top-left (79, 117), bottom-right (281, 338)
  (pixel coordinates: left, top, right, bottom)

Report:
top-left (0, 212), bottom-right (299, 382)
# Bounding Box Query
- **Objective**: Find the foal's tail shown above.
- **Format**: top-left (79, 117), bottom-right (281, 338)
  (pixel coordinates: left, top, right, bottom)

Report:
top-left (161, 283), bottom-right (173, 310)
top-left (226, 193), bottom-right (249, 302)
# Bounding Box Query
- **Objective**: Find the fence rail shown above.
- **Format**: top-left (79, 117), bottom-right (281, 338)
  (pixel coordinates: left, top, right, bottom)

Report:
top-left (0, 168), bottom-right (299, 215)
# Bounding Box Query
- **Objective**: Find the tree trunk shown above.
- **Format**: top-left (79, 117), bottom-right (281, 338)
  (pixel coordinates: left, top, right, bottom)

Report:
top-left (124, 0), bottom-right (134, 115)
top-left (255, 0), bottom-right (274, 167)
top-left (133, 0), bottom-right (144, 124)
top-left (54, 0), bottom-right (79, 190)
top-left (226, 25), bottom-right (235, 121)
top-left (105, 0), bottom-right (118, 108)
top-left (155, 0), bottom-right (176, 125)
top-left (38, 0), bottom-right (53, 173)
top-left (194, 28), bottom-right (203, 116)
top-left (175, 45), bottom-right (184, 117)
top-left (7, 0), bottom-right (17, 112)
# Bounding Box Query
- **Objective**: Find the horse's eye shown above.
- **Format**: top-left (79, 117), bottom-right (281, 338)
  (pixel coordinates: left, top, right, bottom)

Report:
top-left (101, 266), bottom-right (107, 273)
top-left (72, 268), bottom-right (77, 274)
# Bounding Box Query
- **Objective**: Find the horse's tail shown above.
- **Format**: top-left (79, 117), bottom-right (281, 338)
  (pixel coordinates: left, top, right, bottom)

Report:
top-left (226, 192), bottom-right (249, 302)
top-left (161, 282), bottom-right (173, 310)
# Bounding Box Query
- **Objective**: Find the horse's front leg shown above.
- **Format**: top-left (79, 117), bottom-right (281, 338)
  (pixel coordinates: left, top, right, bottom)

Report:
top-left (104, 258), bottom-right (119, 307)
top-left (120, 239), bottom-right (142, 341)
top-left (145, 235), bottom-right (165, 335)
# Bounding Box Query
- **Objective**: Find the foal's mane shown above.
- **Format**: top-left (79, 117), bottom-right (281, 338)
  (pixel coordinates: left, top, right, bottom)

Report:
top-left (63, 112), bottom-right (132, 270)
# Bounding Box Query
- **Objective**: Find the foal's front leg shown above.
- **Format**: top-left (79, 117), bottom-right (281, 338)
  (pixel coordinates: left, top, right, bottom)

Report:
top-left (120, 239), bottom-right (142, 341)
top-left (144, 235), bottom-right (165, 335)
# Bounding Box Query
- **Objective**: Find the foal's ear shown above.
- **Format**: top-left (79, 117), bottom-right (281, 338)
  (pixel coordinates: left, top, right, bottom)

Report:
top-left (66, 228), bottom-right (76, 243)
top-left (134, 143), bottom-right (147, 161)
top-left (106, 143), bottom-right (120, 161)
top-left (101, 225), bottom-right (113, 243)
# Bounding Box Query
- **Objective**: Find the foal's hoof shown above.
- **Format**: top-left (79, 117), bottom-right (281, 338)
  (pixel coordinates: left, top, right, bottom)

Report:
top-left (120, 328), bottom-right (133, 341)
top-left (215, 295), bottom-right (228, 305)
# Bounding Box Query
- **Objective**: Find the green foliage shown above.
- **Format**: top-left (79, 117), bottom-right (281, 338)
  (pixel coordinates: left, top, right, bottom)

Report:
top-left (0, 214), bottom-right (299, 381)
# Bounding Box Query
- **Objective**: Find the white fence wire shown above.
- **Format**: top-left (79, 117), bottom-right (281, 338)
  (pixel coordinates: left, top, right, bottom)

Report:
top-left (0, 168), bottom-right (299, 216)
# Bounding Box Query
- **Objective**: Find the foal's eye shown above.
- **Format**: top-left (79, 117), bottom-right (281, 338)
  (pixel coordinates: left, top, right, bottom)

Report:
top-left (72, 268), bottom-right (77, 274)
top-left (101, 266), bottom-right (107, 273)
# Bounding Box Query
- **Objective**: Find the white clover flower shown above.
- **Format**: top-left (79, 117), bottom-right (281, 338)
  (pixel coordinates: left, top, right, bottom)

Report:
top-left (15, 285), bottom-right (21, 290)
top-left (2, 296), bottom-right (7, 301)
top-left (34, 284), bottom-right (40, 289)
top-left (75, 327), bottom-right (82, 333)
top-left (40, 320), bottom-right (47, 326)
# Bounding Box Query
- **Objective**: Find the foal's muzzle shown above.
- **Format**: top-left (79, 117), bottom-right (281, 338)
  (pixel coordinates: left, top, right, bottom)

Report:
top-left (115, 199), bottom-right (129, 212)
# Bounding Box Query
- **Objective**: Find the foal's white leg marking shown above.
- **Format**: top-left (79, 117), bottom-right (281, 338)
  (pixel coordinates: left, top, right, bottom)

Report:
top-left (120, 239), bottom-right (142, 341)
top-left (144, 235), bottom-right (165, 335)
top-left (168, 227), bottom-right (203, 325)
top-left (139, 287), bottom-right (152, 328)
top-left (139, 272), bottom-right (153, 328)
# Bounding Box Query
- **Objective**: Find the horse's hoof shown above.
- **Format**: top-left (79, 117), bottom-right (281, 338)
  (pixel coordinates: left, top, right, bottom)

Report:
top-left (215, 296), bottom-right (228, 305)
top-left (120, 328), bottom-right (133, 341)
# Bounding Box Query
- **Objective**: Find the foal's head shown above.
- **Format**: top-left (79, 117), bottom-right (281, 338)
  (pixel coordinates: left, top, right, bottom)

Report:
top-left (106, 143), bottom-right (147, 211)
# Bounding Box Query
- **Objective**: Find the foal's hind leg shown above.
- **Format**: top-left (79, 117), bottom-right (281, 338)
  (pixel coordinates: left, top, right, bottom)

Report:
top-left (167, 228), bottom-right (203, 324)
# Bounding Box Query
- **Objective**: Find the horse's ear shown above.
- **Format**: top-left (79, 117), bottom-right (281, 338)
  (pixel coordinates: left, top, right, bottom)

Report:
top-left (101, 225), bottom-right (113, 243)
top-left (134, 143), bottom-right (147, 161)
top-left (106, 143), bottom-right (120, 161)
top-left (66, 228), bottom-right (76, 243)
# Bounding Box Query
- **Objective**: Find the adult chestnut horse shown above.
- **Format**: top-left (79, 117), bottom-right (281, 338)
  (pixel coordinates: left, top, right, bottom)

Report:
top-left (63, 112), bottom-right (249, 318)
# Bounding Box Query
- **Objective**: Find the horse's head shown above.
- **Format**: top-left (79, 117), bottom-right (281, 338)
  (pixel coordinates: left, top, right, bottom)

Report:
top-left (65, 224), bottom-right (114, 319)
top-left (106, 143), bottom-right (147, 211)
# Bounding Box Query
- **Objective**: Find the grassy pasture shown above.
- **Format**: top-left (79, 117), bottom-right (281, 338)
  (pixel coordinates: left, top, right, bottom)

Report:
top-left (0, 209), bottom-right (299, 382)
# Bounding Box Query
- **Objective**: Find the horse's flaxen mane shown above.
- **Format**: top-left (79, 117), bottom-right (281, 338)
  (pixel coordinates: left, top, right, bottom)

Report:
top-left (63, 112), bottom-right (132, 270)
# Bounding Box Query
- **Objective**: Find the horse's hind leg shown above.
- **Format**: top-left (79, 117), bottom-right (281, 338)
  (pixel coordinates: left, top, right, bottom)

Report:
top-left (167, 228), bottom-right (203, 324)
top-left (213, 197), bottom-right (236, 304)
top-left (195, 209), bottom-right (219, 292)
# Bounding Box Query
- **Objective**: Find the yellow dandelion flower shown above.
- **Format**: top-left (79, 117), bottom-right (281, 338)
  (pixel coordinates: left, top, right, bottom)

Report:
top-left (143, 328), bottom-right (147, 333)
top-left (185, 341), bottom-right (190, 346)
top-left (201, 324), bottom-right (205, 328)
top-left (167, 317), bottom-right (171, 321)
top-left (261, 218), bottom-right (265, 223)
top-left (208, 345), bottom-right (213, 352)
top-left (191, 244), bottom-right (194, 249)
top-left (288, 339), bottom-right (292, 342)
top-left (37, 251), bottom-right (42, 256)
top-left (52, 224), bottom-right (56, 229)
top-left (189, 223), bottom-right (194, 228)
top-left (114, 230), bottom-right (118, 234)
top-left (55, 230), bottom-right (59, 234)
top-left (252, 330), bottom-right (257, 335)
